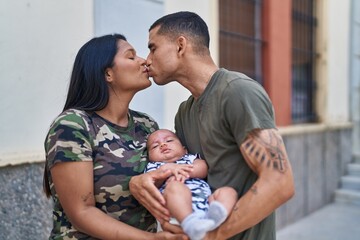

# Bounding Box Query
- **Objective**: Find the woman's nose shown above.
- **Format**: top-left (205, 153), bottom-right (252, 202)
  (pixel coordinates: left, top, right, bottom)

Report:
top-left (138, 56), bottom-right (146, 65)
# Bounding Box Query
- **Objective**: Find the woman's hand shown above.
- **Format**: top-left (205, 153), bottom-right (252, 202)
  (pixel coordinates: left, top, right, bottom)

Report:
top-left (154, 231), bottom-right (188, 240)
top-left (129, 170), bottom-right (173, 223)
top-left (161, 221), bottom-right (185, 235)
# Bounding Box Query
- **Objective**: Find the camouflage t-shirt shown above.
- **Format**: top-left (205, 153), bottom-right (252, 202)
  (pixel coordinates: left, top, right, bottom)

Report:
top-left (45, 108), bottom-right (159, 239)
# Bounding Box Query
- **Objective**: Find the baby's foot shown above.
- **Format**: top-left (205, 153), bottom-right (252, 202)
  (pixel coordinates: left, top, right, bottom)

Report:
top-left (206, 201), bottom-right (228, 231)
top-left (181, 212), bottom-right (215, 240)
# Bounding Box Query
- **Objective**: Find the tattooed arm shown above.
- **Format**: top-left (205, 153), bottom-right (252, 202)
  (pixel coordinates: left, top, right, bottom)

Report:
top-left (204, 128), bottom-right (295, 240)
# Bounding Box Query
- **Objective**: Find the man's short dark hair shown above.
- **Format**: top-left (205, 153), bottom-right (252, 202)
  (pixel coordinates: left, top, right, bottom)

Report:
top-left (150, 11), bottom-right (210, 54)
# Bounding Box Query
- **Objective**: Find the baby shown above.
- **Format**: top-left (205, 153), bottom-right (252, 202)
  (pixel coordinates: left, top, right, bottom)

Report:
top-left (145, 129), bottom-right (237, 240)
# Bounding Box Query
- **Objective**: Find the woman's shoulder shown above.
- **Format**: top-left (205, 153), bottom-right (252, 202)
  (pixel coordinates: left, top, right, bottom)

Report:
top-left (130, 109), bottom-right (154, 119)
top-left (54, 108), bottom-right (87, 119)
top-left (49, 108), bottom-right (91, 131)
top-left (129, 109), bottom-right (158, 129)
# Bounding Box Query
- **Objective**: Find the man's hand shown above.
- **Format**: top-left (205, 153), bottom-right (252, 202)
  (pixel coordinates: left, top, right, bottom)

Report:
top-left (129, 170), bottom-right (172, 222)
top-left (203, 230), bottom-right (223, 240)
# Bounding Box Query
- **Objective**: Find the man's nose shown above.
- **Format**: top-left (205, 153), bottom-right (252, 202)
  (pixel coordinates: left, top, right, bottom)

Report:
top-left (146, 56), bottom-right (152, 66)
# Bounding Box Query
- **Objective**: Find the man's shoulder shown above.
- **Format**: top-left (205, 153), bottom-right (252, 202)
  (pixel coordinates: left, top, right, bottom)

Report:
top-left (178, 95), bottom-right (195, 111)
top-left (218, 68), bottom-right (261, 88)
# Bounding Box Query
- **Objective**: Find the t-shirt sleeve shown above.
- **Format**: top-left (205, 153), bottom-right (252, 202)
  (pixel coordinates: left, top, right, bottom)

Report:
top-left (174, 97), bottom-right (200, 153)
top-left (45, 111), bottom-right (93, 170)
top-left (223, 80), bottom-right (276, 146)
top-left (174, 102), bottom-right (186, 145)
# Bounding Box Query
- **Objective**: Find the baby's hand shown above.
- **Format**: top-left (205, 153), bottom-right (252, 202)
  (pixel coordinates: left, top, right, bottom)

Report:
top-left (160, 164), bottom-right (194, 182)
top-left (165, 175), bottom-right (177, 184)
top-left (165, 173), bottom-right (187, 184)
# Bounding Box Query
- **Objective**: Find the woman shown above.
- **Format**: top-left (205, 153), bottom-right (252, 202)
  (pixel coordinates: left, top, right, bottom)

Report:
top-left (43, 34), bottom-right (186, 240)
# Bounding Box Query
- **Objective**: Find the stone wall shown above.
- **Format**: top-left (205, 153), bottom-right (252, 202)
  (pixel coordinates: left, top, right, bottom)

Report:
top-left (0, 163), bottom-right (52, 240)
top-left (276, 126), bottom-right (353, 229)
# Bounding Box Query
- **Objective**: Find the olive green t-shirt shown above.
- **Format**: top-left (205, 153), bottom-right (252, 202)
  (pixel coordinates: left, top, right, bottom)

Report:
top-left (175, 68), bottom-right (276, 240)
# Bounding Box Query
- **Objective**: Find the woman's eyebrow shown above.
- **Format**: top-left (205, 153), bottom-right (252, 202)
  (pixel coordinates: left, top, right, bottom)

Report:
top-left (124, 48), bottom-right (136, 55)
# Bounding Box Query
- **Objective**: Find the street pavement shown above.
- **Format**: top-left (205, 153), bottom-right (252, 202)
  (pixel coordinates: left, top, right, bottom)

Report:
top-left (276, 202), bottom-right (360, 240)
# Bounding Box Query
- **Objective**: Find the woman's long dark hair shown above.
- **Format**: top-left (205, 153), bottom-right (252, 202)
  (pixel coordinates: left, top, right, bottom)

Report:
top-left (43, 34), bottom-right (127, 197)
top-left (64, 33), bottom-right (127, 111)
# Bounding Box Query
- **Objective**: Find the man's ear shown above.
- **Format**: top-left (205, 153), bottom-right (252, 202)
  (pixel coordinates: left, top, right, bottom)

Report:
top-left (177, 36), bottom-right (187, 55)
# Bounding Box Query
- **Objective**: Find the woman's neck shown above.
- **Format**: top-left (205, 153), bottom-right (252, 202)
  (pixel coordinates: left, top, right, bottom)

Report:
top-left (96, 92), bottom-right (133, 127)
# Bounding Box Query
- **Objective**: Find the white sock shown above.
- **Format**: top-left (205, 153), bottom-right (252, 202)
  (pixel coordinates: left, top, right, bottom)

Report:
top-left (206, 201), bottom-right (228, 231)
top-left (181, 212), bottom-right (215, 240)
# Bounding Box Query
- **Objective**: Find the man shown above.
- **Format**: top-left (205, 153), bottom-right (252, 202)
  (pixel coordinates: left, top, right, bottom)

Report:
top-left (130, 11), bottom-right (294, 240)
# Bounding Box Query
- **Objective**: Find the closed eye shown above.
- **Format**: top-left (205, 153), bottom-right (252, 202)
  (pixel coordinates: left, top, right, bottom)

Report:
top-left (148, 45), bottom-right (156, 53)
top-left (148, 43), bottom-right (154, 51)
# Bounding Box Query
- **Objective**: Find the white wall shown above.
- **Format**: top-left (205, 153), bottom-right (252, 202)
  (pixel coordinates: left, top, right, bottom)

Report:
top-left (326, 0), bottom-right (351, 122)
top-left (163, 0), bottom-right (219, 130)
top-left (0, 0), bottom-right (93, 166)
top-left (351, 0), bottom-right (360, 159)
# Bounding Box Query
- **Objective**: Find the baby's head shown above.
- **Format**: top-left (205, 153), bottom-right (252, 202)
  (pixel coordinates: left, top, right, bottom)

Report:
top-left (147, 129), bottom-right (187, 163)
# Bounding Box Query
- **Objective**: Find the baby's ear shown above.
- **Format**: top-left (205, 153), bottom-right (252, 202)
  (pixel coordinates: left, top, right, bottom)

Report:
top-left (183, 146), bottom-right (188, 153)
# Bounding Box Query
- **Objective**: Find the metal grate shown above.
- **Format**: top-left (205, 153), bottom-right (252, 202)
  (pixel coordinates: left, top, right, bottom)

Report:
top-left (291, 0), bottom-right (317, 123)
top-left (219, 0), bottom-right (263, 84)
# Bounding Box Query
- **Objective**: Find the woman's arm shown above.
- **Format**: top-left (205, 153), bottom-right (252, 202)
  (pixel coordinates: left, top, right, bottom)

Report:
top-left (51, 161), bottom-right (185, 240)
top-left (129, 170), bottom-right (173, 223)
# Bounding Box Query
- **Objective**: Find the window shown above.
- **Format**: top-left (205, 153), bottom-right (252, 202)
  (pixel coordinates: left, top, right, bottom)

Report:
top-left (219, 0), bottom-right (263, 84)
top-left (219, 0), bottom-right (317, 124)
top-left (291, 0), bottom-right (317, 123)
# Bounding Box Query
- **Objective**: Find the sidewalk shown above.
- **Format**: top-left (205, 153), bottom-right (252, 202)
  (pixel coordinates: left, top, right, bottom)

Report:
top-left (276, 202), bottom-right (360, 240)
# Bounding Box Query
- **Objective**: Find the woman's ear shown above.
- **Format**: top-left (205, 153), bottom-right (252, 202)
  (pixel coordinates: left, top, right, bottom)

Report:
top-left (105, 68), bottom-right (112, 83)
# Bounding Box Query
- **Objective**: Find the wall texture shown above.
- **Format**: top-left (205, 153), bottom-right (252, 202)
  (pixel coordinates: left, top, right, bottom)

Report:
top-left (0, 163), bottom-right (52, 239)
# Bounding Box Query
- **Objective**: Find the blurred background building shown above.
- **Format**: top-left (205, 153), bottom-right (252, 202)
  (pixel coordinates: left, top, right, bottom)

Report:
top-left (0, 0), bottom-right (359, 238)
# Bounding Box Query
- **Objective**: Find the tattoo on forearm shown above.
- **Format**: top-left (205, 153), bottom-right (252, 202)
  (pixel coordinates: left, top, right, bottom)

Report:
top-left (81, 192), bottom-right (93, 203)
top-left (243, 130), bottom-right (287, 173)
top-left (250, 185), bottom-right (258, 194)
